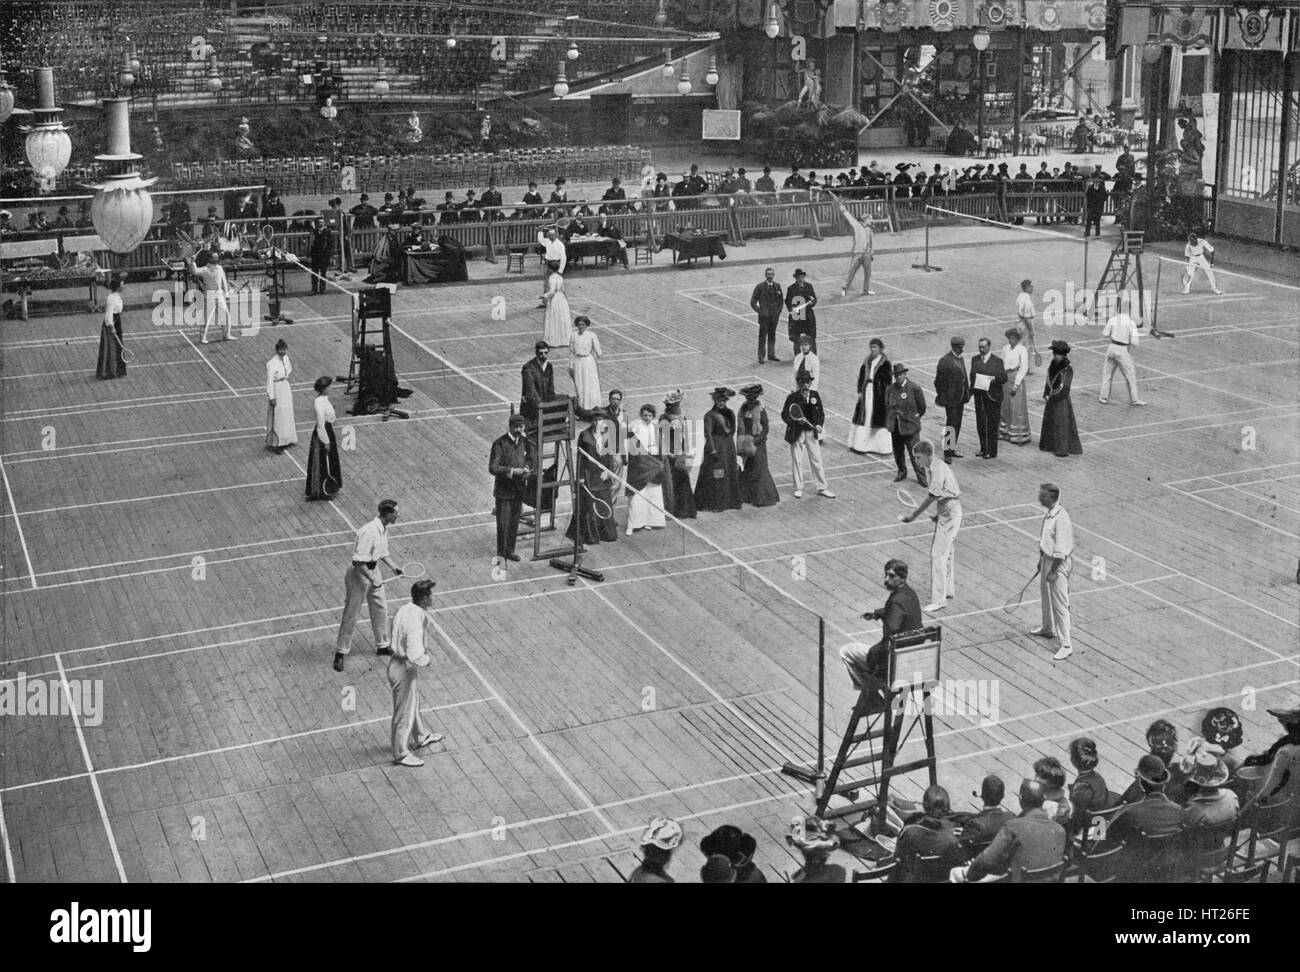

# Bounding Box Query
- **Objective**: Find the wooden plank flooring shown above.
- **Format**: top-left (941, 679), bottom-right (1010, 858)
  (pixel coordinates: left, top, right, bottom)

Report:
top-left (1, 222), bottom-right (1297, 882)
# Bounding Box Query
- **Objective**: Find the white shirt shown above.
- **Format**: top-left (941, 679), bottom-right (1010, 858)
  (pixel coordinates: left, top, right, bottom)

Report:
top-left (1185, 238), bottom-right (1214, 260)
top-left (793, 351), bottom-right (820, 390)
top-left (1000, 343), bottom-right (1028, 387)
top-left (351, 516), bottom-right (390, 563)
top-left (1016, 292), bottom-right (1035, 321)
top-left (390, 602), bottom-right (431, 665)
top-left (1102, 313), bottom-right (1141, 348)
top-left (313, 394), bottom-right (335, 438)
top-left (266, 354), bottom-right (292, 399)
top-left (538, 232), bottom-right (567, 273)
top-left (103, 291), bottom-right (123, 326)
top-left (192, 261), bottom-right (228, 296)
top-left (1039, 504), bottom-right (1074, 559)
top-left (926, 460), bottom-right (961, 514)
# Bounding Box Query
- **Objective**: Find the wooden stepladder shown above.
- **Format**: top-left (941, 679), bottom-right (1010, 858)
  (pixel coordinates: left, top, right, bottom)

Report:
top-left (519, 398), bottom-right (575, 561)
top-left (1093, 230), bottom-right (1146, 320)
top-left (815, 625), bottom-right (942, 830)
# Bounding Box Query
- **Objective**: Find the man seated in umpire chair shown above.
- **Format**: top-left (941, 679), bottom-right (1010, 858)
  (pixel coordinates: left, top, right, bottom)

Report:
top-left (840, 558), bottom-right (923, 710)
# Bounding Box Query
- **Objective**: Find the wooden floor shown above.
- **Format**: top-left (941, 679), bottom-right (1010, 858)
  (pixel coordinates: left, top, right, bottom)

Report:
top-left (1, 222), bottom-right (1297, 883)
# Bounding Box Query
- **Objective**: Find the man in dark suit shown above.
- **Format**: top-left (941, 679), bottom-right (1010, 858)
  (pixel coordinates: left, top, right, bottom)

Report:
top-left (780, 372), bottom-right (834, 500)
top-left (521, 181), bottom-right (544, 214)
top-left (956, 779), bottom-right (1067, 882)
top-left (684, 163), bottom-right (709, 204)
top-left (1083, 171), bottom-right (1108, 237)
top-left (968, 337), bottom-right (1007, 458)
top-left (519, 341), bottom-right (556, 429)
top-left (892, 785), bottom-right (964, 883)
top-left (1107, 754), bottom-right (1185, 881)
top-left (479, 178), bottom-right (503, 218)
top-left (785, 268), bottom-right (818, 354)
top-left (307, 217), bottom-right (334, 294)
top-left (600, 177), bottom-right (627, 214)
top-left (839, 558), bottom-right (922, 700)
top-left (933, 336), bottom-right (970, 463)
top-left (884, 363), bottom-right (927, 486)
top-left (750, 267), bottom-right (785, 364)
top-left (488, 413), bottom-right (536, 563)
top-left (956, 775), bottom-right (1015, 858)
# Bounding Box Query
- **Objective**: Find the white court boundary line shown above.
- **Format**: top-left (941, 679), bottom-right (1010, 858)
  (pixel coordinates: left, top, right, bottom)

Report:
top-left (1, 477), bottom-right (299, 518)
top-left (1164, 485), bottom-right (1300, 541)
top-left (0, 456), bottom-right (38, 588)
top-left (0, 793), bottom-right (13, 883)
top-left (55, 653), bottom-right (127, 882)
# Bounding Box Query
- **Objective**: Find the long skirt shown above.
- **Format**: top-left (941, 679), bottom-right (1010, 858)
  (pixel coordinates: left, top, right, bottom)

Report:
top-left (999, 373), bottom-right (1032, 445)
top-left (565, 480), bottom-right (619, 544)
top-left (96, 319), bottom-right (126, 380)
top-left (739, 443), bottom-right (780, 507)
top-left (848, 386), bottom-right (890, 454)
top-left (1039, 399), bottom-right (1083, 457)
top-left (305, 423), bottom-right (343, 499)
top-left (694, 442), bottom-right (742, 512)
top-left (266, 390), bottom-right (299, 450)
top-left (571, 355), bottom-right (601, 411)
top-left (627, 484), bottom-right (666, 532)
top-left (543, 290), bottom-right (572, 349)
top-left (665, 460), bottom-right (697, 519)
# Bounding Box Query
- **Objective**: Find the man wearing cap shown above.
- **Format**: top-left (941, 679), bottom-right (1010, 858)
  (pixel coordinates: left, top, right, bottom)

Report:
top-left (750, 266), bottom-right (785, 364)
top-left (884, 363), bottom-right (927, 486)
top-left (1099, 291), bottom-right (1147, 405)
top-left (785, 269), bottom-right (818, 355)
top-left (1030, 482), bottom-right (1074, 661)
top-left (519, 341), bottom-right (556, 429)
top-left (968, 336), bottom-right (1007, 459)
top-left (783, 166), bottom-right (808, 191)
top-left (684, 163), bottom-right (708, 201)
top-left (952, 779), bottom-right (1067, 883)
top-left (734, 167), bottom-right (752, 193)
top-left (307, 216), bottom-right (334, 294)
top-left (791, 332), bottom-right (819, 391)
top-left (488, 414), bottom-right (535, 564)
top-left (781, 371), bottom-right (834, 500)
top-left (386, 579), bottom-right (445, 767)
top-left (933, 336), bottom-right (970, 462)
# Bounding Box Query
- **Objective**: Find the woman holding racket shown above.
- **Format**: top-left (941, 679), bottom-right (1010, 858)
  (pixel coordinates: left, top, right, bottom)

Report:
top-left (96, 275), bottom-right (128, 380)
top-left (566, 421), bottom-right (619, 545)
top-left (898, 440), bottom-right (961, 613)
top-left (265, 339), bottom-right (298, 452)
top-left (305, 376), bottom-right (343, 500)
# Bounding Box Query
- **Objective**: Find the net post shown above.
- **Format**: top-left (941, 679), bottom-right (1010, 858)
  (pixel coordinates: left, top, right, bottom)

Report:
top-left (817, 616), bottom-right (826, 778)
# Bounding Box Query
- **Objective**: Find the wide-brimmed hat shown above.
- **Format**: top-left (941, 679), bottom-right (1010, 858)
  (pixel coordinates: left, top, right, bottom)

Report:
top-left (711, 386), bottom-right (736, 399)
top-left (792, 268), bottom-right (807, 277)
top-left (892, 362), bottom-right (909, 375)
top-left (1049, 339), bottom-right (1071, 355)
top-left (1267, 705), bottom-right (1300, 727)
top-left (1183, 743), bottom-right (1230, 788)
top-left (1135, 753), bottom-right (1170, 787)
top-left (663, 388), bottom-right (683, 407)
top-left (895, 162), bottom-right (910, 172)
top-left (639, 817), bottom-right (683, 850)
top-left (739, 384), bottom-right (763, 398)
top-left (1201, 707), bottom-right (1244, 749)
top-left (787, 816), bottom-right (839, 853)
top-left (700, 824), bottom-right (758, 865)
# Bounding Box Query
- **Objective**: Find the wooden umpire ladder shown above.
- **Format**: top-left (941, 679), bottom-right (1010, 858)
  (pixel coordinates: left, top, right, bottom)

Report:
top-left (519, 398), bottom-right (574, 560)
top-left (813, 625), bottom-right (941, 831)
top-left (1093, 230), bottom-right (1146, 321)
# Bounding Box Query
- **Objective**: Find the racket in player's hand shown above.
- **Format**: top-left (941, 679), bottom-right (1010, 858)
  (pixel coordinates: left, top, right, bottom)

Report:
top-left (110, 329), bottom-right (136, 363)
top-left (896, 488), bottom-right (919, 522)
top-left (1002, 568), bottom-right (1040, 613)
top-left (379, 561), bottom-right (426, 586)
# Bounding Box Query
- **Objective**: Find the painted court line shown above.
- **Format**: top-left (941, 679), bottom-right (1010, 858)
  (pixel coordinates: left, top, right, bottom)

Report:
top-left (1, 477), bottom-right (299, 518)
top-left (0, 456), bottom-right (37, 589)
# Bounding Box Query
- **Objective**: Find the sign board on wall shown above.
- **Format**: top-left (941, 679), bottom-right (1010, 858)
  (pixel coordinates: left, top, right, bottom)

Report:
top-left (702, 109), bottom-right (741, 140)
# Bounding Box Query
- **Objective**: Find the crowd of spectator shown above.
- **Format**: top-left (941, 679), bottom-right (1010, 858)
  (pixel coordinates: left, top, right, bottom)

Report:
top-left (626, 704), bottom-right (1300, 883)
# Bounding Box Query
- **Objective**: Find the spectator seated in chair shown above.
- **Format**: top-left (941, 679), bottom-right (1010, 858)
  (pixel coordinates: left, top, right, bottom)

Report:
top-left (1198, 706), bottom-right (1247, 776)
top-left (1237, 704), bottom-right (1300, 819)
top-left (628, 817), bottom-right (682, 883)
top-left (950, 779), bottom-right (1067, 883)
top-left (892, 785), bottom-right (965, 882)
top-left (1106, 754), bottom-right (1185, 881)
top-left (1067, 737), bottom-right (1112, 837)
top-left (699, 825), bottom-right (766, 884)
top-left (700, 854), bottom-right (737, 884)
top-left (1122, 719), bottom-right (1189, 805)
top-left (1180, 742), bottom-right (1238, 829)
top-left (1034, 756), bottom-right (1074, 830)
top-left (787, 816), bottom-right (846, 884)
top-left (955, 774), bottom-right (1015, 857)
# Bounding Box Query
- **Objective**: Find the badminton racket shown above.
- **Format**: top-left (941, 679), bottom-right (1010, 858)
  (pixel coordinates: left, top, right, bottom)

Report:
top-left (896, 488), bottom-right (920, 522)
top-left (377, 561), bottom-right (426, 586)
top-left (786, 402), bottom-right (816, 432)
top-left (581, 483), bottom-right (614, 521)
top-left (1002, 566), bottom-right (1041, 613)
top-left (110, 329), bottom-right (136, 363)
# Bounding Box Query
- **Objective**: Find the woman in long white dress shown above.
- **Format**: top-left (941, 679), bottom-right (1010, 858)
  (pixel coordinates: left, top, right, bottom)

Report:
top-left (999, 327), bottom-right (1032, 445)
top-left (542, 271), bottom-right (572, 349)
top-left (847, 338), bottom-right (892, 454)
top-left (265, 339), bottom-right (298, 451)
top-left (569, 314), bottom-right (603, 411)
top-left (625, 404), bottom-right (667, 534)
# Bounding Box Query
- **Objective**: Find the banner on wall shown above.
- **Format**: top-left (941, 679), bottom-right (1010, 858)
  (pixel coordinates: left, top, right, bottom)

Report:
top-left (702, 109), bottom-right (742, 140)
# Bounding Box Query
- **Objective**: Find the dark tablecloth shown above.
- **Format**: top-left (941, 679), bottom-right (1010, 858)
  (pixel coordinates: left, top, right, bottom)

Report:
top-left (663, 232), bottom-right (727, 264)
top-left (564, 237), bottom-right (626, 267)
top-left (402, 246), bottom-right (469, 284)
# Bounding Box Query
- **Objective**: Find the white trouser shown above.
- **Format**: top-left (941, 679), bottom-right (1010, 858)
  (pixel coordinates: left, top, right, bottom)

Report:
top-left (1100, 345), bottom-right (1138, 401)
top-left (930, 503), bottom-right (962, 602)
top-left (387, 657), bottom-right (428, 760)
top-left (201, 291), bottom-right (232, 341)
top-left (790, 433), bottom-right (828, 493)
top-left (1039, 552), bottom-right (1072, 647)
top-left (1184, 255), bottom-right (1218, 292)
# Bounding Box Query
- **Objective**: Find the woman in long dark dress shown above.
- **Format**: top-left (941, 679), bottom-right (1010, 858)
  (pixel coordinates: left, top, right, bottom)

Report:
top-left (305, 376), bottom-right (343, 500)
top-left (693, 387), bottom-right (741, 512)
top-left (566, 422), bottom-right (619, 544)
top-left (737, 384), bottom-right (780, 507)
top-left (660, 390), bottom-right (696, 519)
top-left (96, 275), bottom-right (127, 379)
top-left (1039, 340), bottom-right (1083, 458)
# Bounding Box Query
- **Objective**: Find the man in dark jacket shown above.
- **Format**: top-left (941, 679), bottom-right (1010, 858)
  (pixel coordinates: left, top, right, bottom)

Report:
top-left (488, 413), bottom-right (536, 563)
top-left (1107, 754), bottom-right (1185, 881)
top-left (956, 779), bottom-right (1067, 882)
top-left (519, 341), bottom-right (556, 429)
top-left (1083, 172), bottom-right (1108, 237)
top-left (780, 372), bottom-right (834, 500)
top-left (892, 785), bottom-right (964, 883)
top-left (307, 216), bottom-right (334, 294)
top-left (933, 336), bottom-right (970, 462)
top-left (839, 558), bottom-right (922, 700)
top-left (600, 177), bottom-right (627, 214)
top-left (956, 775), bottom-right (1015, 857)
top-left (750, 266), bottom-right (785, 364)
top-left (785, 268), bottom-right (818, 354)
top-left (968, 337), bottom-right (1007, 459)
top-left (884, 363), bottom-right (927, 486)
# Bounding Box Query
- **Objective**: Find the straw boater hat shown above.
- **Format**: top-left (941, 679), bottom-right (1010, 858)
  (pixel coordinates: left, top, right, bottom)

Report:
top-left (639, 817), bottom-right (682, 850)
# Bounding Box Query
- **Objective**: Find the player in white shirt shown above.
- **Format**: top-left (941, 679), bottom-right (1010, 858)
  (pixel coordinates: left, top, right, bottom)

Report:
top-left (900, 440), bottom-right (962, 613)
top-left (1099, 294), bottom-right (1148, 406)
top-left (1030, 483), bottom-right (1075, 662)
top-left (1015, 279), bottom-right (1038, 372)
top-left (1183, 233), bottom-right (1222, 295)
top-left (387, 579), bottom-right (444, 767)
